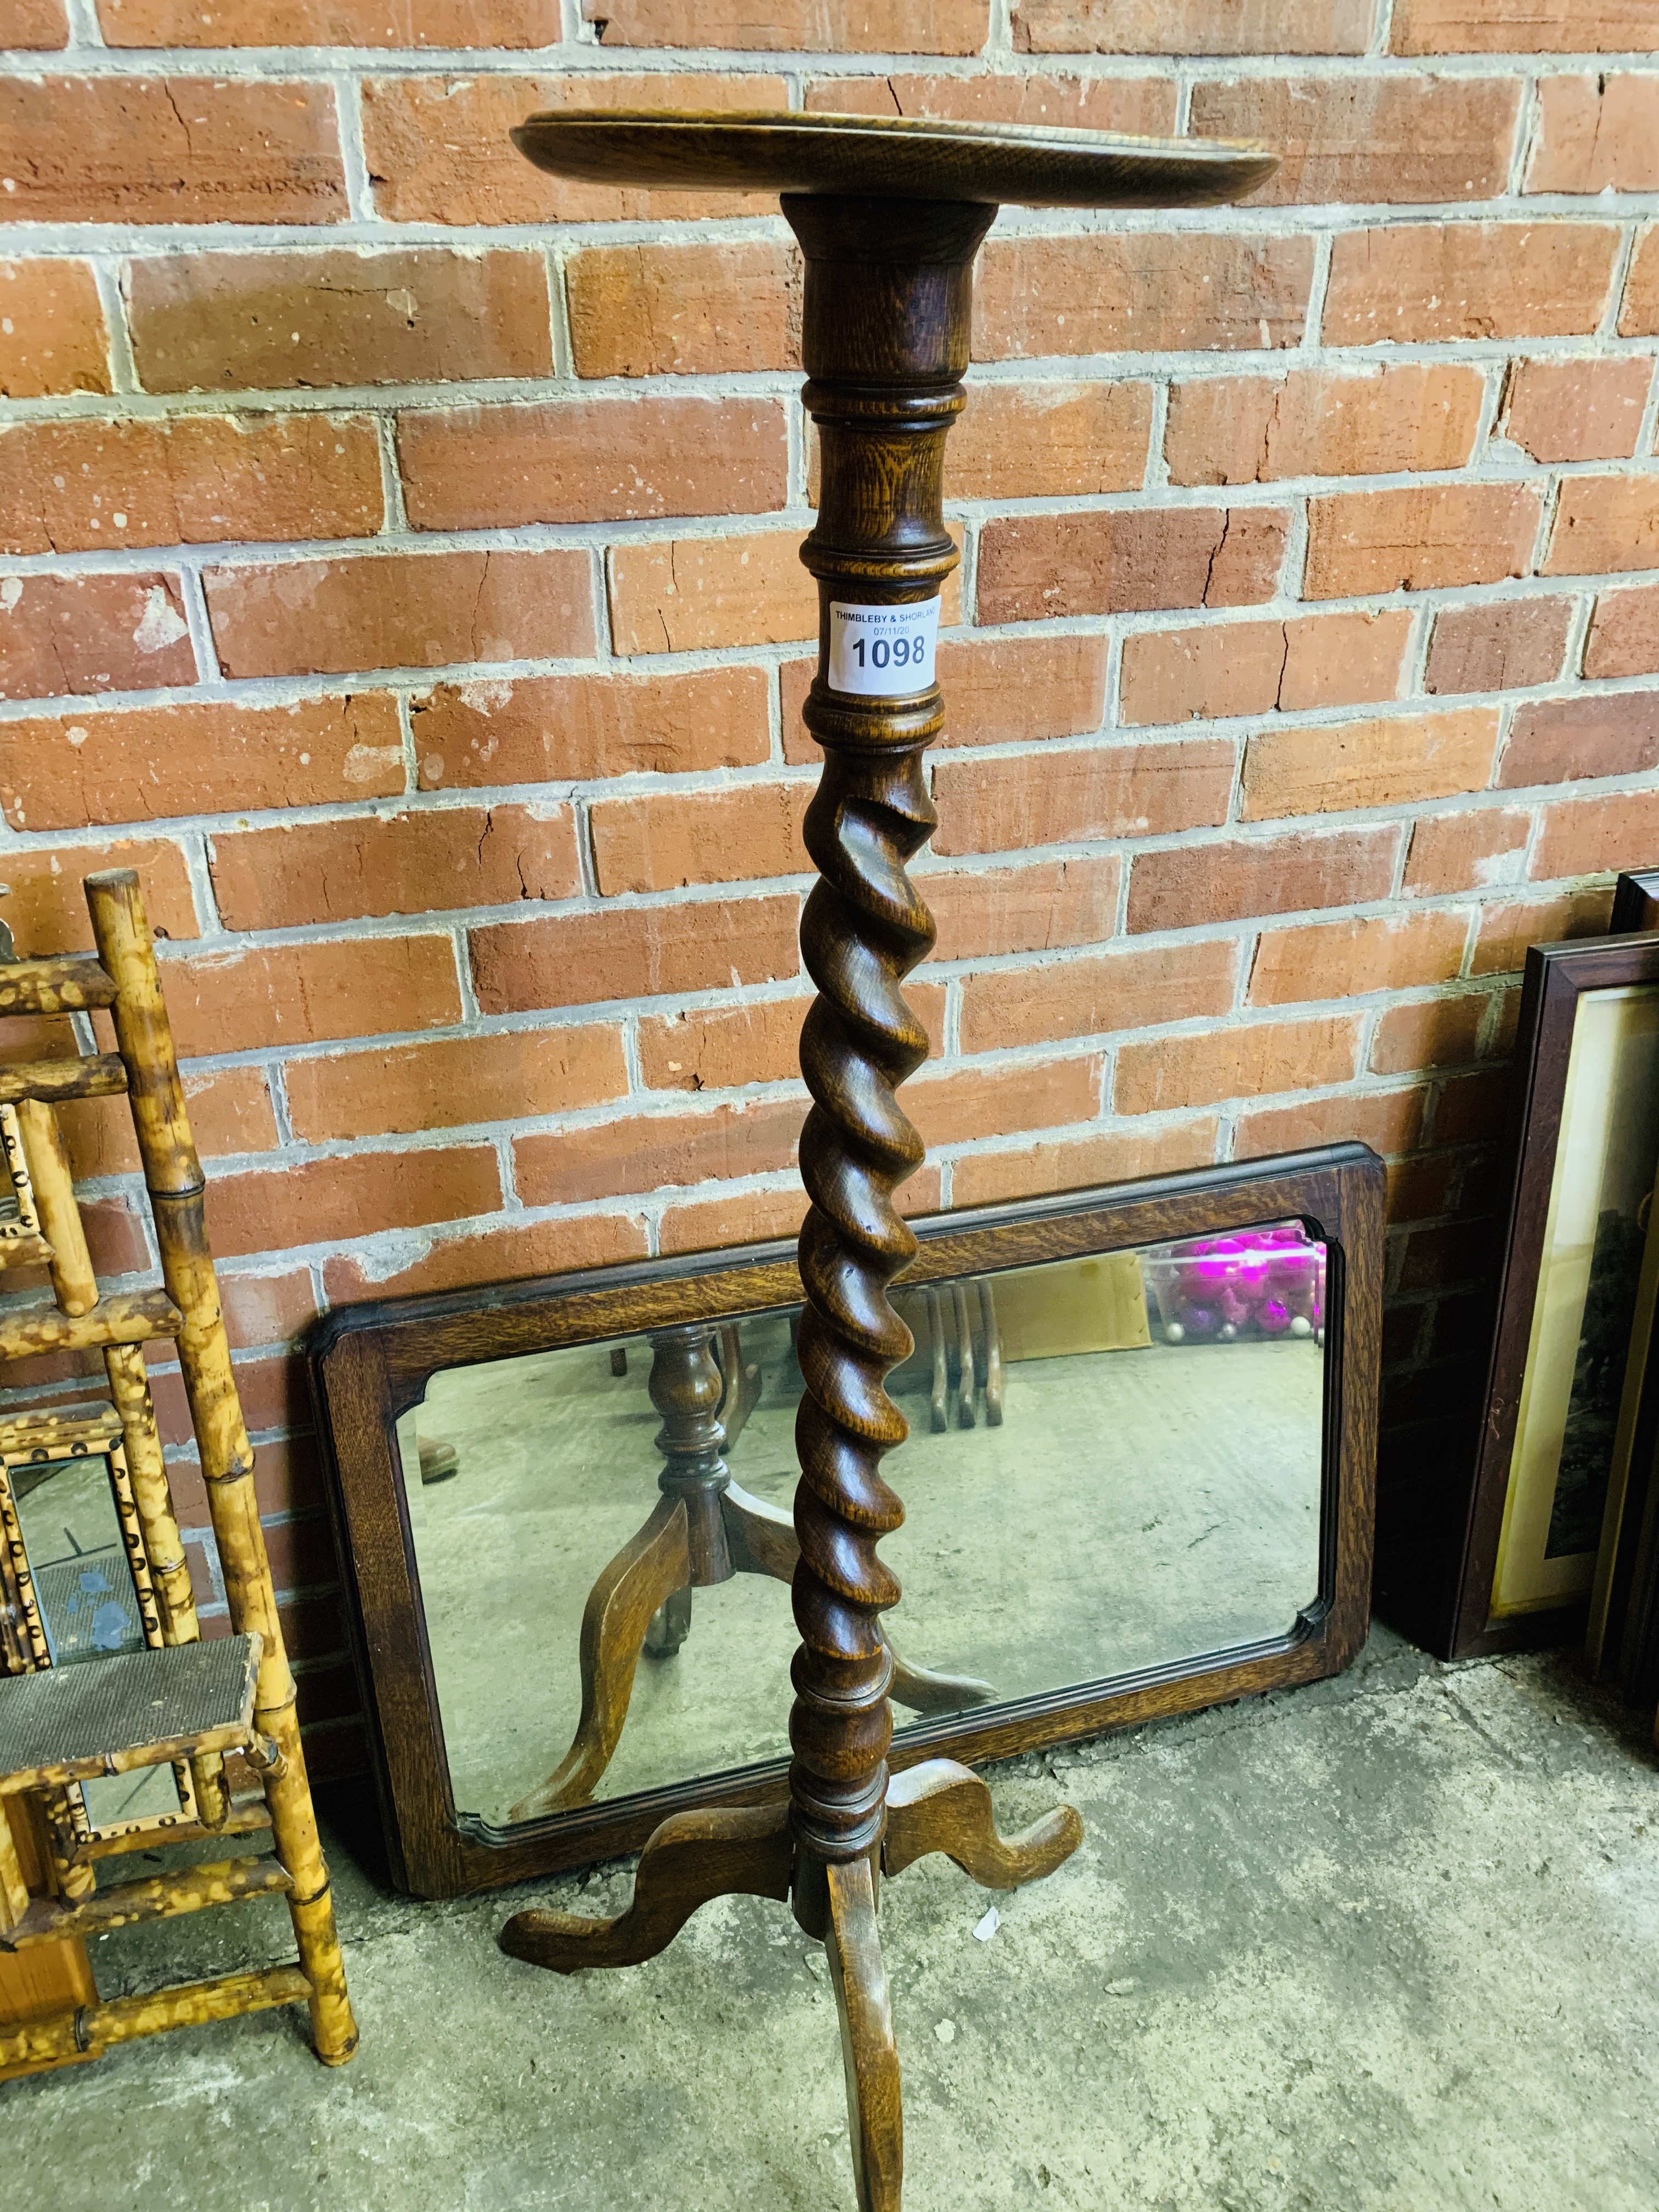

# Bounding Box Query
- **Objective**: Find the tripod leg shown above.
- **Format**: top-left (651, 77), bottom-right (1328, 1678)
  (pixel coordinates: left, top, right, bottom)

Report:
top-left (499, 1802), bottom-right (793, 1974)
top-left (926, 1286), bottom-right (948, 1433)
top-left (978, 1279), bottom-right (1003, 1427)
top-left (723, 1489), bottom-right (992, 1715)
top-left (883, 1759), bottom-right (1081, 1889)
top-left (508, 1496), bottom-right (692, 1822)
top-left (826, 1857), bottom-right (903, 2212)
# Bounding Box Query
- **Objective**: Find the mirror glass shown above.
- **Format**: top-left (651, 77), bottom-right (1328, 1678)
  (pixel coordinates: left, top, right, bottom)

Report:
top-left (10, 1449), bottom-right (185, 1830)
top-left (399, 1221), bottom-right (1328, 1830)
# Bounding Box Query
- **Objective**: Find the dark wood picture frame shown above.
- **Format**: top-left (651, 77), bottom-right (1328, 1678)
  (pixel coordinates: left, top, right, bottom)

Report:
top-left (310, 1143), bottom-right (1383, 1898)
top-left (1611, 869), bottom-right (1659, 935)
top-left (1446, 931), bottom-right (1659, 1657)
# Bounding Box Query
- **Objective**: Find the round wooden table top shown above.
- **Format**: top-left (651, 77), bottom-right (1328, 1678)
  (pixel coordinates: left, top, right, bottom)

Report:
top-left (511, 109), bottom-right (1277, 210)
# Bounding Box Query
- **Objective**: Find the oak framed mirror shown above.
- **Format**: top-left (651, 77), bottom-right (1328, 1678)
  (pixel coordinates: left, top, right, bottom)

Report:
top-left (311, 1144), bottom-right (1383, 1898)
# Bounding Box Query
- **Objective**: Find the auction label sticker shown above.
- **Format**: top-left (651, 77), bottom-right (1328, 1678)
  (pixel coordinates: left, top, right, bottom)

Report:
top-left (827, 599), bottom-right (940, 697)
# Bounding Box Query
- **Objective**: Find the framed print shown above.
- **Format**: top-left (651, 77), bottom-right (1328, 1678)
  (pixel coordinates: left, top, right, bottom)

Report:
top-left (1449, 933), bottom-right (1659, 1656)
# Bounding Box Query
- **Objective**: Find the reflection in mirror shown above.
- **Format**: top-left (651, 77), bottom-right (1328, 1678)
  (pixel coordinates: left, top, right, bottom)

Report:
top-left (400, 1221), bottom-right (1327, 1831)
top-left (8, 1446), bottom-right (186, 1832)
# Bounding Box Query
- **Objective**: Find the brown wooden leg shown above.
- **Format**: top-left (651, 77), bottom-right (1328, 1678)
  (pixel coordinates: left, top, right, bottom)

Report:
top-left (952, 1282), bottom-right (977, 1429)
top-left (926, 1286), bottom-right (949, 1434)
top-left (642, 1583), bottom-right (693, 1658)
top-left (508, 1495), bottom-right (692, 1822)
top-left (723, 1486), bottom-right (992, 1712)
top-left (978, 1280), bottom-right (1003, 1428)
top-left (499, 1802), bottom-right (793, 1973)
top-left (825, 1857), bottom-right (903, 2212)
top-left (882, 1758), bottom-right (1082, 1889)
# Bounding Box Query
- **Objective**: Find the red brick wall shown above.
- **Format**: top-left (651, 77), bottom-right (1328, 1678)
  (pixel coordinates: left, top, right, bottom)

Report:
top-left (3, 3), bottom-right (1657, 1753)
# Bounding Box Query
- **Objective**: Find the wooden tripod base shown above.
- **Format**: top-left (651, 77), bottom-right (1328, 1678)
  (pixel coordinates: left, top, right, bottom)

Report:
top-left (501, 1762), bottom-right (1081, 2210)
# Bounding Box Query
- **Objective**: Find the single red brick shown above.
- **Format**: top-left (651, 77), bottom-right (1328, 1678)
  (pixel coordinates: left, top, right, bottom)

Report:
top-left (1429, 1069), bottom-right (1517, 1149)
top-left (1499, 691), bottom-right (1659, 790)
top-left (0, 414), bottom-right (383, 556)
top-left (1544, 476), bottom-right (1659, 578)
top-left (1393, 1), bottom-right (1659, 53)
top-left (584, 0), bottom-right (990, 49)
top-left (0, 572), bottom-right (195, 702)
top-left (1127, 826), bottom-right (1402, 934)
top-left (1, 694), bottom-right (403, 833)
top-left (977, 506), bottom-right (1289, 624)
top-left (128, 250), bottom-right (551, 393)
top-left (958, 938), bottom-right (1239, 1054)
top-left (396, 397), bottom-right (788, 531)
top-left (322, 1212), bottom-right (647, 1304)
top-left (1393, 1218), bottom-right (1499, 1293)
top-left (1621, 227), bottom-right (1659, 337)
top-left (1323, 223), bottom-right (1621, 343)
top-left (1116, 1015), bottom-right (1361, 1115)
top-left (0, 836), bottom-right (197, 952)
top-left (208, 805), bottom-right (582, 932)
top-left (470, 897), bottom-right (801, 1015)
top-left (0, 0), bottom-right (67, 43)
top-left (656, 1169), bottom-right (939, 1257)
top-left (909, 1053), bottom-right (1103, 1149)
top-left (975, 232), bottom-right (1313, 359)
top-left (1385, 1154), bottom-right (1460, 1228)
top-left (1, 76), bottom-right (347, 224)
top-left (1501, 358), bottom-right (1654, 464)
top-left (1528, 72), bottom-right (1659, 191)
top-left (591, 783), bottom-right (811, 896)
top-left (1235, 1084), bottom-right (1426, 1160)
top-left (1401, 808), bottom-right (1532, 898)
top-left (930, 739), bottom-right (1235, 858)
top-left (205, 549), bottom-right (593, 681)
top-left (1189, 72), bottom-right (1520, 205)
top-left (206, 1145), bottom-right (501, 1262)
top-left (1304, 484), bottom-right (1542, 598)
top-left (948, 1116), bottom-right (1220, 1207)
top-left (217, 1269), bottom-right (319, 1352)
top-left (0, 258), bottom-right (108, 398)
top-left (412, 667), bottom-right (770, 789)
top-left (1370, 995), bottom-right (1492, 1076)
top-left (921, 853), bottom-right (1121, 964)
top-left (946, 379), bottom-right (1153, 498)
top-left (516, 1098), bottom-right (804, 1207)
top-left (611, 530), bottom-right (818, 654)
top-left (568, 240), bottom-right (800, 378)
top-left (286, 1023), bottom-right (628, 1142)
top-left (360, 74), bottom-right (790, 227)
top-left (1470, 889), bottom-right (1619, 974)
top-left (1585, 584), bottom-right (1659, 680)
top-left (60, 1064), bottom-right (278, 1179)
top-left (99, 0), bottom-right (561, 43)
top-left (1164, 364), bottom-right (1486, 486)
top-left (1424, 600), bottom-right (1575, 694)
top-left (1014, 0), bottom-right (1376, 52)
top-left (162, 936), bottom-right (462, 1058)
top-left (804, 67), bottom-right (1175, 134)
top-left (1119, 611), bottom-right (1410, 726)
top-left (1242, 708), bottom-right (1500, 821)
top-left (1250, 911), bottom-right (1472, 1007)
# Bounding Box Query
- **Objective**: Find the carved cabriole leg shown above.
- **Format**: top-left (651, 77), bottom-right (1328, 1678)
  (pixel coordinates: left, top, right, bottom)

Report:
top-left (883, 1759), bottom-right (1083, 1889)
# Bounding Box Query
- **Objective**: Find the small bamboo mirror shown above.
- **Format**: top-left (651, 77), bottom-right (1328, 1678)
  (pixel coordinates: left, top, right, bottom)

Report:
top-left (0, 1411), bottom-right (199, 1842)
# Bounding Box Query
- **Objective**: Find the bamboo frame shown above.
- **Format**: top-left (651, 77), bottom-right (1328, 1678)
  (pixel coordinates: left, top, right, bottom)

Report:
top-left (0, 868), bottom-right (358, 2075)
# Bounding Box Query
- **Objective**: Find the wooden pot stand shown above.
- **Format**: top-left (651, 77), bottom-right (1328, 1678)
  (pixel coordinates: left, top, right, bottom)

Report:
top-left (497, 112), bottom-right (1278, 2209)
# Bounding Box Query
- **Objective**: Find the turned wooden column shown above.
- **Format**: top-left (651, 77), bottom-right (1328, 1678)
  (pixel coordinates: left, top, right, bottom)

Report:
top-left (782, 193), bottom-right (993, 1936)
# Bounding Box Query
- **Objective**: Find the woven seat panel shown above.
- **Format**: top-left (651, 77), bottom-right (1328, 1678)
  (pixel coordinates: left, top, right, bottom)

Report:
top-left (0, 1635), bottom-right (258, 1780)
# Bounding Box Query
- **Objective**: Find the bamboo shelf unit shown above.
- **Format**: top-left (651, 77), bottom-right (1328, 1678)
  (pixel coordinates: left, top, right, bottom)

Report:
top-left (0, 870), bottom-right (356, 2081)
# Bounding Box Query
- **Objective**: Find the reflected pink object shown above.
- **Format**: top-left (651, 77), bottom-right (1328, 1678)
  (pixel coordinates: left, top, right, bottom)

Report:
top-left (1143, 1221), bottom-right (1327, 1346)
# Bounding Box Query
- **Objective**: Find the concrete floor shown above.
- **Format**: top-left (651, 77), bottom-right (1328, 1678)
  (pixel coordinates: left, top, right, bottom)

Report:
top-left (5, 1625), bottom-right (1658, 2211)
